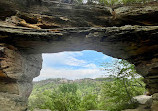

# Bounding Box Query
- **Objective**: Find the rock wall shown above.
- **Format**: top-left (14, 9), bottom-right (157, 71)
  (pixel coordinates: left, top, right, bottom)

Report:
top-left (0, 44), bottom-right (42, 111)
top-left (0, 0), bottom-right (158, 110)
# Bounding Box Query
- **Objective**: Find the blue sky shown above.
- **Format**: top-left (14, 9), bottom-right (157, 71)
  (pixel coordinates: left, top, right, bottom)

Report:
top-left (34, 50), bottom-right (116, 81)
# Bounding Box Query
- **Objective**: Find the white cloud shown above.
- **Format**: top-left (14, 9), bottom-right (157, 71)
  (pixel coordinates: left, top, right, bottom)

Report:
top-left (34, 67), bottom-right (106, 81)
top-left (65, 57), bottom-right (86, 66)
top-left (42, 52), bottom-right (86, 67)
top-left (34, 51), bottom-right (112, 81)
top-left (84, 63), bottom-right (97, 69)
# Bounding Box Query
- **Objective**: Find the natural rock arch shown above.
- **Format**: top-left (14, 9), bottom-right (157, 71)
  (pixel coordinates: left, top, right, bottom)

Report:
top-left (0, 0), bottom-right (158, 110)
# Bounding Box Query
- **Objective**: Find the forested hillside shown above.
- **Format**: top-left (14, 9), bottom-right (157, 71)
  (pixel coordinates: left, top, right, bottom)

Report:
top-left (29, 77), bottom-right (145, 111)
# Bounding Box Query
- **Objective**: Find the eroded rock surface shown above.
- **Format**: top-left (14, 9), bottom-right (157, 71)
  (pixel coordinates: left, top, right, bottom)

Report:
top-left (0, 44), bottom-right (42, 111)
top-left (0, 0), bottom-right (158, 111)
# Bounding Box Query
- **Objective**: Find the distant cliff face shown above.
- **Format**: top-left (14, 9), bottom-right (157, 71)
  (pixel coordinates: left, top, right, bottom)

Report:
top-left (0, 0), bottom-right (158, 110)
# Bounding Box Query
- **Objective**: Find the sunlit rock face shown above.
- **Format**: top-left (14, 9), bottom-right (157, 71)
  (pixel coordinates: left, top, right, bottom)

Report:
top-left (0, 0), bottom-right (158, 110)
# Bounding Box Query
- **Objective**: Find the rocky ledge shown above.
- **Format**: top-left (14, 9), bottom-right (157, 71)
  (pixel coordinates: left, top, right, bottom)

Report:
top-left (0, 0), bottom-right (158, 111)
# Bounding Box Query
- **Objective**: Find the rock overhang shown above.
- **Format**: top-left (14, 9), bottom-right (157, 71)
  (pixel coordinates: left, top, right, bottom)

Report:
top-left (0, 24), bottom-right (158, 59)
top-left (0, 0), bottom-right (158, 110)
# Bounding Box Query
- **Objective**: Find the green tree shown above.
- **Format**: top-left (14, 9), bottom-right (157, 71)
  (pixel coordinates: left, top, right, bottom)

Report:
top-left (100, 60), bottom-right (146, 111)
top-left (59, 83), bottom-right (78, 94)
top-left (28, 90), bottom-right (54, 111)
top-left (51, 91), bottom-right (81, 111)
top-left (80, 94), bottom-right (98, 110)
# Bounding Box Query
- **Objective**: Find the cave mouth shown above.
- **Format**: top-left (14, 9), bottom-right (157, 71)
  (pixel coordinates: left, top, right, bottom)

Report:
top-left (0, 1), bottom-right (158, 110)
top-left (28, 50), bottom-right (146, 111)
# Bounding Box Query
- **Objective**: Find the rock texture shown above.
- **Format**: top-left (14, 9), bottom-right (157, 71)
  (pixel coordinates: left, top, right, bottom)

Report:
top-left (127, 95), bottom-right (152, 111)
top-left (0, 0), bottom-right (158, 111)
top-left (0, 44), bottom-right (42, 111)
top-left (151, 93), bottom-right (158, 111)
top-left (133, 95), bottom-right (152, 105)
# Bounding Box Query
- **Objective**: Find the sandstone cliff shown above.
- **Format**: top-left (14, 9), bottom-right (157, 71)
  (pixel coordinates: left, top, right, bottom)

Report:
top-left (0, 0), bottom-right (158, 111)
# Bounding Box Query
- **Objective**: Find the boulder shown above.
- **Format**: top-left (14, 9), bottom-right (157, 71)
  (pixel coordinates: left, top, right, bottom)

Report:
top-left (151, 93), bottom-right (158, 111)
top-left (133, 95), bottom-right (152, 105)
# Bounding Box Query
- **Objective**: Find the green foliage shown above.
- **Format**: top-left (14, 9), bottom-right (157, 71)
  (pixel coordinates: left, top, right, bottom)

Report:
top-left (59, 83), bottom-right (78, 94)
top-left (100, 60), bottom-right (146, 111)
top-left (100, 78), bottom-right (144, 111)
top-left (29, 82), bottom-right (99, 111)
top-left (29, 60), bottom-right (146, 111)
top-left (50, 91), bottom-right (81, 111)
top-left (80, 94), bottom-right (98, 110)
top-left (28, 90), bottom-right (54, 111)
top-left (99, 0), bottom-right (119, 5)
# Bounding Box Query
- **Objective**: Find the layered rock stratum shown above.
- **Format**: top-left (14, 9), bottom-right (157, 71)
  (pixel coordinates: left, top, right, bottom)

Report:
top-left (0, 0), bottom-right (158, 110)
